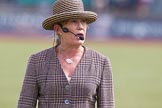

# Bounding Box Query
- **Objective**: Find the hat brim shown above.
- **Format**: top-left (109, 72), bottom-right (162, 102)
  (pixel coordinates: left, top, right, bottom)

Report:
top-left (42, 11), bottom-right (97, 30)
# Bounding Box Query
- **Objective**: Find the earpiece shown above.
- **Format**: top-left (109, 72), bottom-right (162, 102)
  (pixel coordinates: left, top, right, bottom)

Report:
top-left (62, 28), bottom-right (69, 33)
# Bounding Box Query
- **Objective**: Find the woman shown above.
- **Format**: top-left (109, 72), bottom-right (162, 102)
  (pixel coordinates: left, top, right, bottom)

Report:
top-left (17, 0), bottom-right (115, 108)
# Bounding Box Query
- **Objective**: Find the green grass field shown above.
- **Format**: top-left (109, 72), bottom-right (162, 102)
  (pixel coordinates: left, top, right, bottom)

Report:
top-left (0, 38), bottom-right (162, 108)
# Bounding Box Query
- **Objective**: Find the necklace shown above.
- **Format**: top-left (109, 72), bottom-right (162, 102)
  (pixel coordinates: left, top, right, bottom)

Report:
top-left (65, 58), bottom-right (73, 64)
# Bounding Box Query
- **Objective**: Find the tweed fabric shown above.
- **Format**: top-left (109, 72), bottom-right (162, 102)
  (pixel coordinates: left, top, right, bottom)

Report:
top-left (42, 0), bottom-right (97, 30)
top-left (17, 47), bottom-right (115, 108)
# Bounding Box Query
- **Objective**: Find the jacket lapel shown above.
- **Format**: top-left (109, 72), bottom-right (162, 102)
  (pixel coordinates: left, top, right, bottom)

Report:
top-left (70, 47), bottom-right (92, 84)
top-left (45, 47), bottom-right (92, 84)
top-left (45, 47), bottom-right (68, 83)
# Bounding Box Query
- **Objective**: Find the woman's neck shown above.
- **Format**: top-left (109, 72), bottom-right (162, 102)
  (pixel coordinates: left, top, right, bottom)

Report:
top-left (56, 45), bottom-right (84, 58)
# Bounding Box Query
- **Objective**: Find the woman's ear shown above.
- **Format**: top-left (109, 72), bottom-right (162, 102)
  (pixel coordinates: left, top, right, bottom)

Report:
top-left (54, 24), bottom-right (63, 36)
top-left (53, 24), bottom-right (59, 32)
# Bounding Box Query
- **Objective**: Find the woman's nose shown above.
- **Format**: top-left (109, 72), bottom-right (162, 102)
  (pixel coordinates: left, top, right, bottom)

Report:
top-left (78, 22), bottom-right (84, 29)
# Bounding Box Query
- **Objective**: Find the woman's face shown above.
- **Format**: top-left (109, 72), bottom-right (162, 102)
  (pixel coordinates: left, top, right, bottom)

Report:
top-left (60, 19), bottom-right (88, 46)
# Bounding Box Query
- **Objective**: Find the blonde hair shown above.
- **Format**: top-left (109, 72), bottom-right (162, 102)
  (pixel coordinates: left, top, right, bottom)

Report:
top-left (53, 32), bottom-right (61, 47)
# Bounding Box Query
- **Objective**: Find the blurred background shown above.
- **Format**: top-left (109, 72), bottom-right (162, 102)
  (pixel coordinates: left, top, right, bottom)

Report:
top-left (1, 0), bottom-right (162, 39)
top-left (0, 0), bottom-right (162, 108)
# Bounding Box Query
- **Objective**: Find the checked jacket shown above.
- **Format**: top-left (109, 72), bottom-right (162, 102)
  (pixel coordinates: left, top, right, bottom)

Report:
top-left (17, 46), bottom-right (115, 108)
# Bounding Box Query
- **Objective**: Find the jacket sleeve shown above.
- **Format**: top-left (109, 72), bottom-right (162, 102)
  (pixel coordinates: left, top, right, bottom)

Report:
top-left (17, 55), bottom-right (38, 108)
top-left (97, 57), bottom-right (115, 108)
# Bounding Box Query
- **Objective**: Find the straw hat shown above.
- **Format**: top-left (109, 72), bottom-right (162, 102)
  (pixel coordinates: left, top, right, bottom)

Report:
top-left (42, 0), bottom-right (97, 30)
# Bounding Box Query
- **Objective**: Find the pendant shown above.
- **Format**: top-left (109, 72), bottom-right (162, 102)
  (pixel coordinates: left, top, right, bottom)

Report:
top-left (65, 58), bottom-right (73, 64)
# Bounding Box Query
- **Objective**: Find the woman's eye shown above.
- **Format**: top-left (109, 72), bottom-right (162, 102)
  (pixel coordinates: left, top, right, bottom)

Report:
top-left (82, 19), bottom-right (86, 23)
top-left (70, 20), bottom-right (77, 23)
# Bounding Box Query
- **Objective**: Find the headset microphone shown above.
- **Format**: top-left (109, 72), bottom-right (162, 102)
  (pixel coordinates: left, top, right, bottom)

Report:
top-left (77, 35), bottom-right (84, 40)
top-left (62, 27), bottom-right (84, 40)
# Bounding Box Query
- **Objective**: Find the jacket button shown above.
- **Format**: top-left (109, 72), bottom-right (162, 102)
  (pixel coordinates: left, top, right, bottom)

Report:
top-left (65, 85), bottom-right (70, 90)
top-left (64, 99), bottom-right (70, 104)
